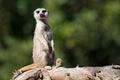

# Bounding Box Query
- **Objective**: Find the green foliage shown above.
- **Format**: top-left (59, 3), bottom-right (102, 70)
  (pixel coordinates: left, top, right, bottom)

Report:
top-left (0, 0), bottom-right (120, 79)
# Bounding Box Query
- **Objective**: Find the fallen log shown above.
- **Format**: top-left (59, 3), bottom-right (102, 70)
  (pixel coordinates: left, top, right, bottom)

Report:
top-left (12, 64), bottom-right (120, 80)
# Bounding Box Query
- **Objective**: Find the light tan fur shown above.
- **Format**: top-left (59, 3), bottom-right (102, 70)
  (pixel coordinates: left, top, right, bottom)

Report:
top-left (18, 8), bottom-right (55, 72)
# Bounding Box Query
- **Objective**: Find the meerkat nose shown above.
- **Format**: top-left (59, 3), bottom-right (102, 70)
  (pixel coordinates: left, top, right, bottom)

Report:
top-left (40, 14), bottom-right (44, 17)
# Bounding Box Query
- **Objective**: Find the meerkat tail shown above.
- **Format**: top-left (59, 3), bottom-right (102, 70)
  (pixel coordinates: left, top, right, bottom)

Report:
top-left (18, 63), bottom-right (44, 72)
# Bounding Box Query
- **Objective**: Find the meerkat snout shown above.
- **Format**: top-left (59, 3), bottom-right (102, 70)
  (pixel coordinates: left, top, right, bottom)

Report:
top-left (34, 8), bottom-right (49, 21)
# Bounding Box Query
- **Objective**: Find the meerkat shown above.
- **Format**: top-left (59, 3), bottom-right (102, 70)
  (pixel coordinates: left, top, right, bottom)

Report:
top-left (18, 8), bottom-right (55, 72)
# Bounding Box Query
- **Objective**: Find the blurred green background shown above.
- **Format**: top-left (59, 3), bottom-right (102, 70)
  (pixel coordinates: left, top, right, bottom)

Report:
top-left (0, 0), bottom-right (120, 79)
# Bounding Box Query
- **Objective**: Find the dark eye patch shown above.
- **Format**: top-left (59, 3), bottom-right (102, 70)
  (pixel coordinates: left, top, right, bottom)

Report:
top-left (36, 11), bottom-right (40, 14)
top-left (42, 10), bottom-right (46, 13)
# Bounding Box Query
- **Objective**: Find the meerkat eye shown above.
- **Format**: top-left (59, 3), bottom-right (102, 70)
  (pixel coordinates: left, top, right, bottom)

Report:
top-left (36, 11), bottom-right (40, 14)
top-left (42, 10), bottom-right (47, 13)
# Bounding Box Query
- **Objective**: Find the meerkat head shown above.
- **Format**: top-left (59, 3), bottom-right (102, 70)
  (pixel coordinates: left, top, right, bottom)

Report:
top-left (34, 8), bottom-right (49, 22)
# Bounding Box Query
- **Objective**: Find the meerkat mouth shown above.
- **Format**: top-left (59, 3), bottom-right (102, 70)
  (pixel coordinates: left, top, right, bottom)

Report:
top-left (40, 14), bottom-right (46, 18)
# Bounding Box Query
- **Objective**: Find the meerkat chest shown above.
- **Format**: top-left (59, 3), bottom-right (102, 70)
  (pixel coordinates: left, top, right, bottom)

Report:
top-left (35, 22), bottom-right (46, 33)
top-left (33, 22), bottom-right (50, 50)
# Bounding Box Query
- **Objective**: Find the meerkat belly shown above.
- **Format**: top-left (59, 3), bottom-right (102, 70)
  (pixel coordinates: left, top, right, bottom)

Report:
top-left (33, 34), bottom-right (49, 64)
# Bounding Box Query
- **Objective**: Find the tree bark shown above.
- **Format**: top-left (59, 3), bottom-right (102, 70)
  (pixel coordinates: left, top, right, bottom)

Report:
top-left (12, 65), bottom-right (120, 80)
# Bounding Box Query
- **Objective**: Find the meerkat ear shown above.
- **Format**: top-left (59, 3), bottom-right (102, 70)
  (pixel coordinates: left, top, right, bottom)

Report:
top-left (33, 8), bottom-right (37, 15)
top-left (33, 9), bottom-right (35, 15)
top-left (47, 10), bottom-right (49, 15)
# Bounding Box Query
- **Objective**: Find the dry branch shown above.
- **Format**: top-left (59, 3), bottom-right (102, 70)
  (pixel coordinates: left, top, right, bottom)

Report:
top-left (12, 65), bottom-right (120, 80)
